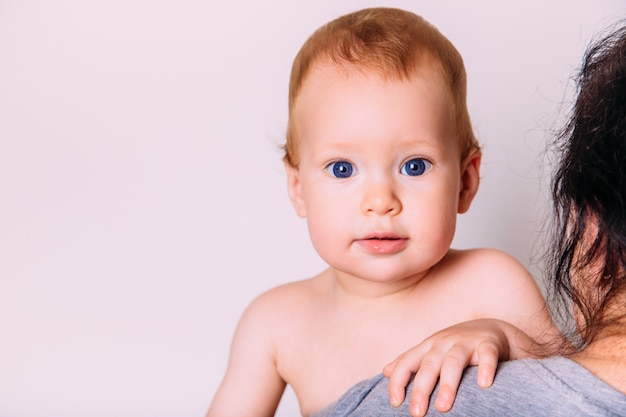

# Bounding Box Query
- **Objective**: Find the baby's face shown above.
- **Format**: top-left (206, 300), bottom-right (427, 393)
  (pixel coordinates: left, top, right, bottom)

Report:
top-left (286, 65), bottom-right (474, 285)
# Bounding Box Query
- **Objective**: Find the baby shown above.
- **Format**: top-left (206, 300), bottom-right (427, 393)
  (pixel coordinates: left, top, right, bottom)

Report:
top-left (207, 7), bottom-right (558, 417)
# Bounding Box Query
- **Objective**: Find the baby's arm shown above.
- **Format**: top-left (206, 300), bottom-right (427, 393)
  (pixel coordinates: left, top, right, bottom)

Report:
top-left (385, 249), bottom-right (562, 417)
top-left (206, 295), bottom-right (286, 417)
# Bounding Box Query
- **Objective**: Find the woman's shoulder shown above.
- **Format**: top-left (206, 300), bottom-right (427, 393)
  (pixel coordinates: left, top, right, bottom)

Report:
top-left (454, 357), bottom-right (626, 416)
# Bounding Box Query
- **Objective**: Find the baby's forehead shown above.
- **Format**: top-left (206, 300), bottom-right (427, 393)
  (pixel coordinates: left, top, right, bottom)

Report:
top-left (294, 65), bottom-right (460, 146)
top-left (301, 59), bottom-right (448, 98)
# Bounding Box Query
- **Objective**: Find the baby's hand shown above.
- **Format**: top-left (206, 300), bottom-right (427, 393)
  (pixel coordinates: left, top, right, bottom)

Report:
top-left (383, 319), bottom-right (534, 417)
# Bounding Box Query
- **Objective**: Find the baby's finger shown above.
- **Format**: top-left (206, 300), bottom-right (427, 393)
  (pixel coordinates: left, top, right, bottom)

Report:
top-left (385, 344), bottom-right (432, 407)
top-left (387, 364), bottom-right (413, 407)
top-left (408, 354), bottom-right (444, 417)
top-left (476, 341), bottom-right (500, 388)
top-left (433, 345), bottom-right (469, 412)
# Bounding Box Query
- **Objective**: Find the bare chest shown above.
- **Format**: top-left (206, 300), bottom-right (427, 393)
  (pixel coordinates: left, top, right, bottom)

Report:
top-left (276, 307), bottom-right (460, 416)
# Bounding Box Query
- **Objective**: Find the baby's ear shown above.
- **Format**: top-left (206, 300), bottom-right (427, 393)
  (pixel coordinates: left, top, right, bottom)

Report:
top-left (284, 161), bottom-right (307, 218)
top-left (457, 149), bottom-right (481, 213)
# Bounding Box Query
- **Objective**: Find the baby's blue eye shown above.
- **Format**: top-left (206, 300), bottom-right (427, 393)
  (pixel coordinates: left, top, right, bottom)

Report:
top-left (401, 158), bottom-right (431, 176)
top-left (327, 161), bottom-right (354, 178)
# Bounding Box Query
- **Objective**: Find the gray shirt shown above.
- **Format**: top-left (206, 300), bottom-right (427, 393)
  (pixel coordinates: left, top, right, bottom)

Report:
top-left (312, 357), bottom-right (626, 416)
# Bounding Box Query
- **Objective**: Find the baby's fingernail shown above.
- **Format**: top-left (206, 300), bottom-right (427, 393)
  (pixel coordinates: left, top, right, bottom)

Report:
top-left (478, 375), bottom-right (493, 388)
top-left (411, 403), bottom-right (425, 417)
top-left (390, 396), bottom-right (400, 407)
top-left (436, 396), bottom-right (447, 408)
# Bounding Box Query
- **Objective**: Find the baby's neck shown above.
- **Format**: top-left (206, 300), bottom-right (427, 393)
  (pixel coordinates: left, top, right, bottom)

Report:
top-left (327, 267), bottom-right (432, 301)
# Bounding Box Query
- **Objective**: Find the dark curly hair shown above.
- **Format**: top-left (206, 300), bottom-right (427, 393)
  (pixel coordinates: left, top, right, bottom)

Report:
top-left (547, 21), bottom-right (626, 350)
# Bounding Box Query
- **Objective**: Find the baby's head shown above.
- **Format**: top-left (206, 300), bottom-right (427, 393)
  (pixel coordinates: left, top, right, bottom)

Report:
top-left (284, 7), bottom-right (478, 168)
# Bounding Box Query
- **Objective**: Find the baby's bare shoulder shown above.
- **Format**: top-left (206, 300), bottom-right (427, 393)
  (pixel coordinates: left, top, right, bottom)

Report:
top-left (447, 247), bottom-right (523, 265)
top-left (442, 248), bottom-right (530, 280)
top-left (440, 248), bottom-right (549, 319)
top-left (429, 248), bottom-right (538, 301)
top-left (240, 274), bottom-right (323, 327)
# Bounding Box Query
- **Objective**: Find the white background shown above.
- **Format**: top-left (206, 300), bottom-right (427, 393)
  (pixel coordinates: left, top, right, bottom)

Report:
top-left (1, 1), bottom-right (624, 416)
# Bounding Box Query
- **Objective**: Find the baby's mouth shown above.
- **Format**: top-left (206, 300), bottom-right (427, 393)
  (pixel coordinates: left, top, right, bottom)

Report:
top-left (362, 233), bottom-right (402, 241)
top-left (356, 235), bottom-right (407, 254)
